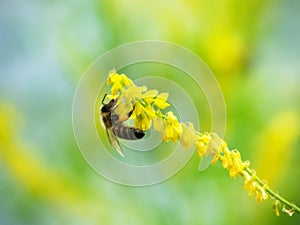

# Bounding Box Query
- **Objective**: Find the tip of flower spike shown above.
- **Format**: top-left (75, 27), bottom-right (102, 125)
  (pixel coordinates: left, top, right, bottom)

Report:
top-left (106, 70), bottom-right (133, 95)
top-left (106, 69), bottom-right (117, 85)
top-left (282, 205), bottom-right (295, 216)
top-left (273, 200), bottom-right (280, 216)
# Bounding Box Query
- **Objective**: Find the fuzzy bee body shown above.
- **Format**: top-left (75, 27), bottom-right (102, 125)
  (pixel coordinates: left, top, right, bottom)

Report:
top-left (100, 95), bottom-right (145, 156)
top-left (112, 124), bottom-right (145, 140)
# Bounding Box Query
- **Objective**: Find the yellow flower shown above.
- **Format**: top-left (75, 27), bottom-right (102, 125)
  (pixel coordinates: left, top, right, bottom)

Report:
top-left (218, 145), bottom-right (250, 178)
top-left (142, 89), bottom-right (158, 100)
top-left (106, 70), bottom-right (133, 95)
top-left (153, 93), bottom-right (170, 109)
top-left (106, 71), bottom-right (171, 132)
top-left (242, 171), bottom-right (257, 196)
top-left (153, 116), bottom-right (166, 138)
top-left (255, 185), bottom-right (268, 202)
top-left (282, 205), bottom-right (295, 216)
top-left (229, 150), bottom-right (244, 178)
top-left (180, 122), bottom-right (198, 150)
top-left (142, 90), bottom-right (170, 110)
top-left (195, 132), bottom-right (211, 158)
top-left (246, 180), bottom-right (259, 197)
top-left (219, 147), bottom-right (233, 169)
top-left (211, 140), bottom-right (227, 164)
top-left (241, 168), bottom-right (268, 203)
top-left (115, 86), bottom-right (169, 131)
top-left (104, 71), bottom-right (300, 216)
top-left (114, 84), bottom-right (147, 117)
top-left (163, 111), bottom-right (182, 142)
top-left (273, 200), bottom-right (280, 216)
top-left (131, 101), bottom-right (155, 130)
top-left (119, 84), bottom-right (147, 102)
top-left (134, 114), bottom-right (153, 130)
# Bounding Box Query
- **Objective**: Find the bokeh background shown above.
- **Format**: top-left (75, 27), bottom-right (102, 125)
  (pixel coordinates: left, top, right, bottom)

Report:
top-left (1, 0), bottom-right (300, 224)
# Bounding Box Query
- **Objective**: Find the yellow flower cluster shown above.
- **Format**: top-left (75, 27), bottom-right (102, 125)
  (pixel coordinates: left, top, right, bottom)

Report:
top-left (180, 122), bottom-right (198, 149)
top-left (106, 70), bottom-right (133, 96)
top-left (131, 91), bottom-right (170, 130)
top-left (195, 132), bottom-right (213, 158)
top-left (162, 112), bottom-right (182, 142)
top-left (218, 148), bottom-right (250, 178)
top-left (195, 133), bottom-right (268, 203)
top-left (106, 70), bottom-right (170, 131)
top-left (104, 70), bottom-right (300, 216)
top-left (241, 170), bottom-right (268, 202)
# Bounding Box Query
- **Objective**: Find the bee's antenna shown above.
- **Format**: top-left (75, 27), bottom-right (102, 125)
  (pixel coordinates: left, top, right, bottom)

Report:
top-left (102, 94), bottom-right (107, 105)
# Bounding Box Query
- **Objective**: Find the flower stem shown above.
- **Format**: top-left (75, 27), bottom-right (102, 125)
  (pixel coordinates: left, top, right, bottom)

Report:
top-left (245, 167), bottom-right (300, 215)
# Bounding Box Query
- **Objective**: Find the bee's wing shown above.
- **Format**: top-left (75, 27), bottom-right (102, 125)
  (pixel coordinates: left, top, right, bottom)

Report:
top-left (106, 128), bottom-right (125, 157)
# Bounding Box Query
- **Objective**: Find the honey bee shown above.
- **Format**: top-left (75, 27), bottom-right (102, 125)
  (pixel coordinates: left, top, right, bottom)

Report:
top-left (100, 94), bottom-right (145, 156)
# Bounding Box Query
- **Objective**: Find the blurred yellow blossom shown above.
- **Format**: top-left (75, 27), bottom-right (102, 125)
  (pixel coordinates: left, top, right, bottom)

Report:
top-left (273, 200), bottom-right (281, 216)
top-left (153, 116), bottom-right (166, 138)
top-left (0, 105), bottom-right (104, 217)
top-left (242, 171), bottom-right (256, 195)
top-left (180, 122), bottom-right (198, 150)
top-left (282, 205), bottom-right (295, 216)
top-left (206, 31), bottom-right (246, 74)
top-left (255, 185), bottom-right (268, 202)
top-left (254, 111), bottom-right (299, 185)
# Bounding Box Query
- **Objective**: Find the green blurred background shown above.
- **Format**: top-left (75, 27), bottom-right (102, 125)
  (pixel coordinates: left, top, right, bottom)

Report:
top-left (1, 0), bottom-right (300, 224)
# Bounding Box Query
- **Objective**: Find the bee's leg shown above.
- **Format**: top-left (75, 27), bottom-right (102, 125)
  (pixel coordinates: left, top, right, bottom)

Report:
top-left (101, 94), bottom-right (107, 105)
top-left (127, 105), bottom-right (135, 118)
top-left (116, 106), bottom-right (136, 123)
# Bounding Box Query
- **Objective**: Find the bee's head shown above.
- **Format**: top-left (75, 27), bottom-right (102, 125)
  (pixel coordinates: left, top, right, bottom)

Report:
top-left (101, 97), bottom-right (116, 113)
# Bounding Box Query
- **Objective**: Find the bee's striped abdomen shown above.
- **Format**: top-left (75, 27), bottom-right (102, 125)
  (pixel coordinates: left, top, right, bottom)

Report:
top-left (113, 124), bottom-right (145, 140)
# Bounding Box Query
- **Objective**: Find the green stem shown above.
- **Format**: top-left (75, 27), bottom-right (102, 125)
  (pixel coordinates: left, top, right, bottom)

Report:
top-left (245, 167), bottom-right (300, 215)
